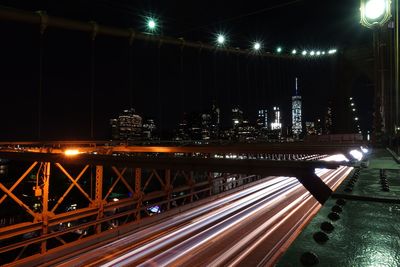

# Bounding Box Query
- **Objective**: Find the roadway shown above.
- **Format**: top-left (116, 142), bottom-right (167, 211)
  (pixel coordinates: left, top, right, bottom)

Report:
top-left (43, 165), bottom-right (351, 267)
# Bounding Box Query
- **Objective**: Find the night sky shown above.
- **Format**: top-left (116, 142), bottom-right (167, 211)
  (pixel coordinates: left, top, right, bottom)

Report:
top-left (0, 0), bottom-right (372, 140)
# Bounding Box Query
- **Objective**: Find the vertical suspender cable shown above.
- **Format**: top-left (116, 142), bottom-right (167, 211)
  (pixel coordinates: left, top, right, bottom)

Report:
top-left (158, 41), bottom-right (162, 133)
top-left (90, 22), bottom-right (98, 139)
top-left (226, 52), bottom-right (231, 111)
top-left (254, 57), bottom-right (259, 109)
top-left (198, 46), bottom-right (203, 111)
top-left (246, 57), bottom-right (250, 111)
top-left (180, 43), bottom-right (185, 115)
top-left (128, 30), bottom-right (135, 109)
top-left (129, 43), bottom-right (133, 108)
top-left (90, 39), bottom-right (95, 139)
top-left (236, 54), bottom-right (240, 107)
top-left (395, 0), bottom-right (399, 135)
top-left (261, 58), bottom-right (266, 107)
top-left (213, 51), bottom-right (217, 103)
top-left (37, 11), bottom-right (47, 140)
top-left (38, 32), bottom-right (44, 140)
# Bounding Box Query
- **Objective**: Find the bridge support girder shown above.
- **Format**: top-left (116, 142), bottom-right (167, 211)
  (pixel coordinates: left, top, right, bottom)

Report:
top-left (295, 168), bottom-right (333, 205)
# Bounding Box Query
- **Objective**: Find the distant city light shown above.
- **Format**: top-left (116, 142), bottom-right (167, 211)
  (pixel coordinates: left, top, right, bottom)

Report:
top-left (310, 51), bottom-right (315, 56)
top-left (355, 117), bottom-right (359, 121)
top-left (328, 49), bottom-right (337, 54)
top-left (322, 51), bottom-right (326, 55)
top-left (365, 0), bottom-right (386, 19)
top-left (253, 42), bottom-right (261, 51)
top-left (291, 49), bottom-right (297, 54)
top-left (316, 51), bottom-right (321, 56)
top-left (349, 97), bottom-right (353, 100)
top-left (276, 47), bottom-right (282, 53)
top-left (352, 108), bottom-right (356, 111)
top-left (217, 34), bottom-right (226, 45)
top-left (302, 50), bottom-right (307, 56)
top-left (64, 149), bottom-right (80, 156)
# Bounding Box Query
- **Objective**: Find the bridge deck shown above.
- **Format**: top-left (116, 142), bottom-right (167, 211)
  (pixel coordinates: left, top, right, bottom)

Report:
top-left (276, 148), bottom-right (400, 266)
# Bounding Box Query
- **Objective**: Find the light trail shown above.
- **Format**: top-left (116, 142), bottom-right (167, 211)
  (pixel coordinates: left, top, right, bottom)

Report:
top-left (53, 164), bottom-right (351, 267)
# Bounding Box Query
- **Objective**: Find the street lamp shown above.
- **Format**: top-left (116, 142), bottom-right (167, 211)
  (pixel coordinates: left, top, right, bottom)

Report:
top-left (360, 0), bottom-right (392, 28)
top-left (216, 34), bottom-right (226, 45)
top-left (360, 0), bottom-right (396, 143)
top-left (253, 42), bottom-right (261, 51)
top-left (146, 17), bottom-right (158, 33)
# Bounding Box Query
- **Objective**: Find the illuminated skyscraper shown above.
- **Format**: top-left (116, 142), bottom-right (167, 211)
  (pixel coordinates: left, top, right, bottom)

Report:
top-left (257, 109), bottom-right (268, 129)
top-left (271, 106), bottom-right (282, 130)
top-left (110, 108), bottom-right (142, 140)
top-left (232, 107), bottom-right (244, 128)
top-left (292, 77), bottom-right (302, 137)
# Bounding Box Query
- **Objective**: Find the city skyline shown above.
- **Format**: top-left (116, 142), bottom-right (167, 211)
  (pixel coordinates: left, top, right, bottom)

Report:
top-left (0, 1), bottom-right (371, 140)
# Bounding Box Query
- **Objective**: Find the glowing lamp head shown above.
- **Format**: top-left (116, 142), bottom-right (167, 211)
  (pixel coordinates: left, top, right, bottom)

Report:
top-left (276, 47), bottom-right (282, 53)
top-left (302, 50), bottom-right (307, 56)
top-left (148, 20), bottom-right (156, 29)
top-left (360, 0), bottom-right (392, 28)
top-left (253, 42), bottom-right (261, 51)
top-left (217, 34), bottom-right (225, 45)
top-left (64, 149), bottom-right (80, 156)
top-left (291, 49), bottom-right (297, 55)
top-left (365, 0), bottom-right (386, 19)
top-left (146, 17), bottom-right (158, 32)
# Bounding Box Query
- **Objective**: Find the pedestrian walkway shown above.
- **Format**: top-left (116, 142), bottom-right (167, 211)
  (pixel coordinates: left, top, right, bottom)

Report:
top-left (276, 148), bottom-right (400, 267)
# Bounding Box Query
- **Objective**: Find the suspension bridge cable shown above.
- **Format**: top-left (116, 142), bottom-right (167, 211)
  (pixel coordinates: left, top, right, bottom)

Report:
top-left (198, 47), bottom-right (203, 111)
top-left (38, 30), bottom-right (44, 139)
top-left (175, 0), bottom-right (304, 35)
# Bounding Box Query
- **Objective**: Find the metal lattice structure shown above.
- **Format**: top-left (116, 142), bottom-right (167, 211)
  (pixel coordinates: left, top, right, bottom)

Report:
top-left (0, 142), bottom-right (363, 264)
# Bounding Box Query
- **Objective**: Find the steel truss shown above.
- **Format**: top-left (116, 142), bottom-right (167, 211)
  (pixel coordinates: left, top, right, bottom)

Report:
top-left (0, 158), bottom-right (263, 264)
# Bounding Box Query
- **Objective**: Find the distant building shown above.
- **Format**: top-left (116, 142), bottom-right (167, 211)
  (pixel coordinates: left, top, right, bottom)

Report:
top-left (315, 118), bottom-right (323, 135)
top-left (210, 104), bottom-right (221, 139)
top-left (257, 109), bottom-right (268, 129)
top-left (305, 121), bottom-right (316, 135)
top-left (175, 113), bottom-right (189, 141)
top-left (237, 120), bottom-right (257, 141)
top-left (201, 113), bottom-right (211, 140)
top-left (142, 118), bottom-right (157, 139)
top-left (270, 106), bottom-right (282, 130)
top-left (232, 107), bottom-right (244, 128)
top-left (325, 103), bottom-right (333, 134)
top-left (292, 77), bottom-right (302, 137)
top-left (110, 108), bottom-right (143, 140)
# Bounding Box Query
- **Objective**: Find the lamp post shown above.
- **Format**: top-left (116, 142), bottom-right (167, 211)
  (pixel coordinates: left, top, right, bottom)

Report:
top-left (360, 0), bottom-right (393, 145)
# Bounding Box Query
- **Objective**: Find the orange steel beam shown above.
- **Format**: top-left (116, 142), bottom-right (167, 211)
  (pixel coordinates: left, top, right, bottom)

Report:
top-left (50, 165), bottom-right (90, 213)
top-left (55, 163), bottom-right (93, 204)
top-left (111, 166), bottom-right (134, 194)
top-left (0, 161), bottom-right (37, 204)
top-left (0, 151), bottom-right (347, 176)
top-left (0, 142), bottom-right (366, 155)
